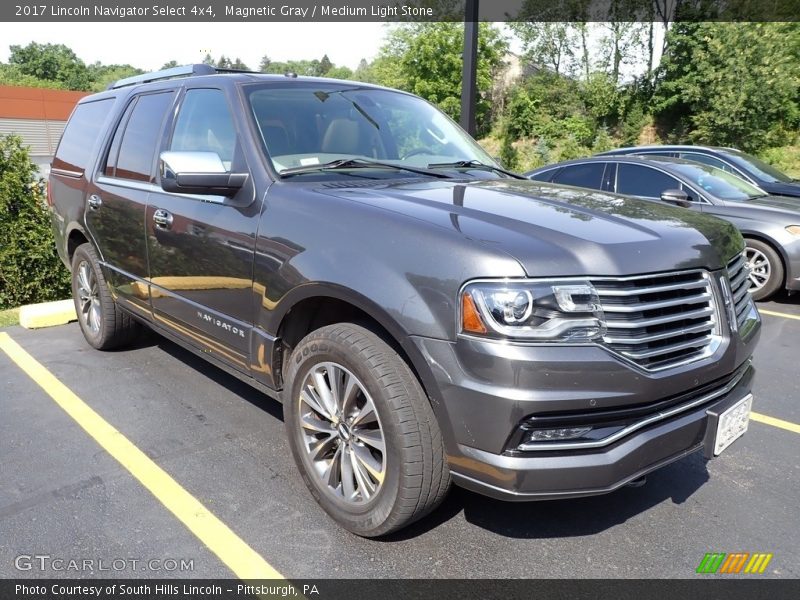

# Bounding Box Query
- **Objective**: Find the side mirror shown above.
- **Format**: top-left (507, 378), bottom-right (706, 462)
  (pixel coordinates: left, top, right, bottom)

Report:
top-left (660, 188), bottom-right (691, 208)
top-left (159, 151), bottom-right (247, 197)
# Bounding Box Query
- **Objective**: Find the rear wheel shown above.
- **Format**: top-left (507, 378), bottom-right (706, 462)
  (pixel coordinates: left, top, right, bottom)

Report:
top-left (71, 243), bottom-right (140, 350)
top-left (744, 239), bottom-right (783, 301)
top-left (283, 323), bottom-right (450, 537)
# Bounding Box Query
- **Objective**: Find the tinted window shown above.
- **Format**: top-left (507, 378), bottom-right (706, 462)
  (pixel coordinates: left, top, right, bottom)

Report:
top-left (103, 101), bottom-right (135, 177)
top-left (551, 163), bottom-right (605, 190)
top-left (530, 168), bottom-right (558, 182)
top-left (616, 164), bottom-right (679, 198)
top-left (53, 99), bottom-right (114, 173)
top-left (679, 152), bottom-right (731, 172)
top-left (171, 89), bottom-right (237, 166)
top-left (115, 92), bottom-right (174, 182)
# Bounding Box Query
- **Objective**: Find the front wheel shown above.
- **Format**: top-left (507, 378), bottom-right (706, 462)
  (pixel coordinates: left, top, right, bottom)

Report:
top-left (283, 323), bottom-right (450, 537)
top-left (744, 239), bottom-right (784, 301)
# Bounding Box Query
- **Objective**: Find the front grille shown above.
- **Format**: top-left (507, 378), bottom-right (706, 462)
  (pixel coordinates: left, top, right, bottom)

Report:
top-left (592, 270), bottom-right (719, 371)
top-left (726, 252), bottom-right (752, 330)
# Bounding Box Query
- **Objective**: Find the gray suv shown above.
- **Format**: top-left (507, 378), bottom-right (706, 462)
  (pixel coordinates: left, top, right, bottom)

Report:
top-left (49, 65), bottom-right (760, 536)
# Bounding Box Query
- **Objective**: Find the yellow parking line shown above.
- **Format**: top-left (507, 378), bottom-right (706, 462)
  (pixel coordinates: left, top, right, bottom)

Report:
top-left (0, 332), bottom-right (283, 580)
top-left (751, 411), bottom-right (800, 435)
top-left (759, 309), bottom-right (800, 321)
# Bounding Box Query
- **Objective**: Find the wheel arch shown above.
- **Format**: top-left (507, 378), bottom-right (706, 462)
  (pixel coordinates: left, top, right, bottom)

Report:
top-left (269, 284), bottom-right (453, 445)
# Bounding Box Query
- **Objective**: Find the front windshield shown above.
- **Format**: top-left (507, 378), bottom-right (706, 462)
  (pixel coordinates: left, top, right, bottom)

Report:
top-left (724, 151), bottom-right (794, 184)
top-left (669, 162), bottom-right (766, 201)
top-left (245, 83), bottom-right (496, 176)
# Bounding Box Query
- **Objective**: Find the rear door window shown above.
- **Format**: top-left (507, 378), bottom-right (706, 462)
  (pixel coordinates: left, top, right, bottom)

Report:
top-left (551, 163), bottom-right (606, 190)
top-left (616, 164), bottom-right (681, 198)
top-left (53, 99), bottom-right (115, 173)
top-left (107, 91), bottom-right (174, 182)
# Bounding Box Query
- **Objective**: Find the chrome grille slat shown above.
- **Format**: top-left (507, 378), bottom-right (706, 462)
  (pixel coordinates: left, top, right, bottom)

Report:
top-left (726, 253), bottom-right (755, 330)
top-left (601, 292), bottom-right (712, 313)
top-left (593, 270), bottom-right (718, 370)
top-left (603, 322), bottom-right (713, 345)
top-left (604, 306), bottom-right (714, 329)
top-left (618, 336), bottom-right (714, 360)
top-left (594, 279), bottom-right (708, 296)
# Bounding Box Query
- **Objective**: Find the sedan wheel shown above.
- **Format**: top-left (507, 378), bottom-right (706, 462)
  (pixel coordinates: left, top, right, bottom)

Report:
top-left (743, 239), bottom-right (784, 301)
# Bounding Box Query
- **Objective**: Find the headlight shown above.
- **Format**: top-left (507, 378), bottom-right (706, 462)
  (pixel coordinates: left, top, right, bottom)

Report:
top-left (460, 280), bottom-right (606, 341)
top-left (786, 225), bottom-right (800, 236)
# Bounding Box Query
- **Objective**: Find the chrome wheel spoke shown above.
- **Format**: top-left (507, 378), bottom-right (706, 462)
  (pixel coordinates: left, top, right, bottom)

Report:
top-left (321, 445), bottom-right (342, 490)
top-left (301, 413), bottom-right (335, 436)
top-left (354, 428), bottom-right (385, 453)
top-left (308, 433), bottom-right (338, 462)
top-left (340, 372), bottom-right (360, 417)
top-left (312, 368), bottom-right (338, 418)
top-left (300, 387), bottom-right (332, 421)
top-left (349, 447), bottom-right (376, 499)
top-left (340, 445), bottom-right (356, 500)
top-left (351, 402), bottom-right (377, 427)
top-left (352, 442), bottom-right (384, 485)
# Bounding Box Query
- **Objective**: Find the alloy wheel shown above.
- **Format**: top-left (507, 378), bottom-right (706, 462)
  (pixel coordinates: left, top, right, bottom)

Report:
top-left (298, 362), bottom-right (386, 504)
top-left (744, 247), bottom-right (770, 293)
top-left (77, 260), bottom-right (101, 334)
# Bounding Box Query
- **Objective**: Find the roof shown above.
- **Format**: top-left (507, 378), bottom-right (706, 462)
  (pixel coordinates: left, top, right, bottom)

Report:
top-left (0, 85), bottom-right (89, 121)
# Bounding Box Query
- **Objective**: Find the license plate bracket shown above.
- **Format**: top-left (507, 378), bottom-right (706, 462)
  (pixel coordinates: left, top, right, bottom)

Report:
top-left (708, 394), bottom-right (752, 457)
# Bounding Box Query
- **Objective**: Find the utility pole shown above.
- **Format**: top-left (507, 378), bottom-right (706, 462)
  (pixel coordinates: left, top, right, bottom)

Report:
top-left (460, 0), bottom-right (478, 136)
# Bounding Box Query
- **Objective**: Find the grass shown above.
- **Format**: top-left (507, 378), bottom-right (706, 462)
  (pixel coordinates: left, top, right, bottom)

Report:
top-left (0, 307), bottom-right (21, 328)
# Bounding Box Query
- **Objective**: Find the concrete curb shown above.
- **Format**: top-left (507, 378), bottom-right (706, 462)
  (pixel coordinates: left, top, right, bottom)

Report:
top-left (19, 299), bottom-right (77, 329)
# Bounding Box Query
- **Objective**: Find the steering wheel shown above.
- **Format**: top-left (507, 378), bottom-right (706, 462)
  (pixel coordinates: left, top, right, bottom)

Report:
top-left (401, 147), bottom-right (433, 159)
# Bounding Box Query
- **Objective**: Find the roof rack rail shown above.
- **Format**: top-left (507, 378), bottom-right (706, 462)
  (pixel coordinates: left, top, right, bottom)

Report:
top-left (107, 64), bottom-right (216, 90)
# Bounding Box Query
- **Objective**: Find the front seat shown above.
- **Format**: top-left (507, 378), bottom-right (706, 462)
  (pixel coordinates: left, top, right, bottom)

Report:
top-left (321, 118), bottom-right (362, 155)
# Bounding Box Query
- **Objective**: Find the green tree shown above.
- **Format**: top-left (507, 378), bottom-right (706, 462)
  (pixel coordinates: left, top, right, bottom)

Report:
top-left (7, 42), bottom-right (91, 90)
top-left (0, 135), bottom-right (70, 309)
top-left (161, 60), bottom-right (179, 69)
top-left (86, 62), bottom-right (142, 91)
top-left (653, 22), bottom-right (800, 151)
top-left (374, 23), bottom-right (508, 137)
top-left (318, 54), bottom-right (333, 76)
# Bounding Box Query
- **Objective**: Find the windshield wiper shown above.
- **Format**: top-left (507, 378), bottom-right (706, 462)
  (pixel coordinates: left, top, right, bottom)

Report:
top-left (427, 159), bottom-right (526, 179)
top-left (280, 158), bottom-right (454, 179)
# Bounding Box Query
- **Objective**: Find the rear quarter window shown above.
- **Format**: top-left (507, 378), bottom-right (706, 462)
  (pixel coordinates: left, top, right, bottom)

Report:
top-left (52, 99), bottom-right (115, 174)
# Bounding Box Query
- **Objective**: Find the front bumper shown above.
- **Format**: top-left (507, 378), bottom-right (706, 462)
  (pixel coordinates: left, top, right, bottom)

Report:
top-left (411, 326), bottom-right (758, 500)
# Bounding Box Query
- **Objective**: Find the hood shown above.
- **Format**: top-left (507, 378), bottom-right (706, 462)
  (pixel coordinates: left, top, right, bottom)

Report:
top-left (762, 181), bottom-right (800, 198)
top-left (316, 179), bottom-right (743, 277)
top-left (712, 194), bottom-right (800, 226)
top-left (746, 194), bottom-right (800, 215)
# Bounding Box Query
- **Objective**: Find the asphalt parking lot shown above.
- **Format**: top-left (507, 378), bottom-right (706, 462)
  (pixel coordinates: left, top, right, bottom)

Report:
top-left (1, 295), bottom-right (799, 581)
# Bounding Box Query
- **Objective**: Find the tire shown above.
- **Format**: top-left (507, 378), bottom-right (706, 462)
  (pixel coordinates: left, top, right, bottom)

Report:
top-left (744, 239), bottom-right (784, 301)
top-left (71, 243), bottom-right (140, 350)
top-left (283, 323), bottom-right (450, 537)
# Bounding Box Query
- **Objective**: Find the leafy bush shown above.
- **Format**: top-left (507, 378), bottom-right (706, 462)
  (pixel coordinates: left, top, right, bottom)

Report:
top-left (0, 135), bottom-right (70, 309)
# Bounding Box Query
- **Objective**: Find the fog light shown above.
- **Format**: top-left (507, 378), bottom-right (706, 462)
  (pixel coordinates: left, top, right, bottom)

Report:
top-left (525, 426), bottom-right (593, 443)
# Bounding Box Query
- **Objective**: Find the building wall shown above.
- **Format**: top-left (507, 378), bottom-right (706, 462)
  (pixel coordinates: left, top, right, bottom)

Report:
top-left (0, 85), bottom-right (89, 175)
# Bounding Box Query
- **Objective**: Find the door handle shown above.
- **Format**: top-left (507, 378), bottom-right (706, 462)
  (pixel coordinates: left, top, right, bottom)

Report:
top-left (153, 208), bottom-right (173, 230)
top-left (87, 194), bottom-right (103, 210)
